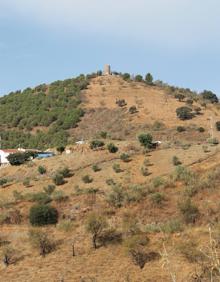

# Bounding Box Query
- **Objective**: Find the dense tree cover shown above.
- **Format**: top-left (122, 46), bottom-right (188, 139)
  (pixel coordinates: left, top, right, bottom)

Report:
top-left (0, 75), bottom-right (88, 149)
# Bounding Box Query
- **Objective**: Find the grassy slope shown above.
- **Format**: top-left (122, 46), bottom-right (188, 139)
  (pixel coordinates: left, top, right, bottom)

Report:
top-left (1, 76), bottom-right (220, 281)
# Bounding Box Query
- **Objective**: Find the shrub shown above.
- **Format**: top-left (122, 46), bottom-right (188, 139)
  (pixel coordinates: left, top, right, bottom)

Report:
top-left (186, 99), bottom-right (193, 105)
top-left (97, 228), bottom-right (122, 246)
top-left (216, 121), bottom-right (220, 131)
top-left (58, 167), bottom-right (72, 178)
top-left (27, 192), bottom-right (52, 204)
top-left (122, 73), bottom-right (131, 81)
top-left (150, 192), bottom-right (165, 206)
top-left (129, 106), bottom-right (138, 114)
top-left (201, 90), bottom-right (218, 103)
top-left (23, 178), bottom-right (31, 187)
top-left (82, 175), bottom-right (93, 184)
top-left (7, 152), bottom-right (34, 166)
top-left (208, 138), bottom-right (219, 145)
top-left (135, 75), bottom-right (143, 82)
top-left (152, 177), bottom-right (166, 188)
top-left (1, 246), bottom-right (16, 266)
top-left (172, 156), bottom-right (181, 166)
top-left (198, 127), bottom-right (205, 133)
top-left (107, 143), bottom-right (118, 153)
top-left (122, 213), bottom-right (141, 236)
top-left (0, 178), bottom-right (8, 187)
top-left (29, 204), bottom-right (58, 226)
top-left (145, 73), bottom-right (153, 85)
top-left (53, 173), bottom-right (65, 186)
top-left (107, 185), bottom-right (125, 208)
top-left (178, 198), bottom-right (199, 224)
top-left (120, 153), bottom-right (131, 162)
top-left (175, 93), bottom-right (185, 102)
top-left (52, 190), bottom-right (68, 203)
top-left (138, 133), bottom-right (153, 149)
top-left (57, 220), bottom-right (74, 233)
top-left (112, 163), bottom-right (123, 173)
top-left (177, 126), bottom-right (186, 132)
top-left (43, 185), bottom-right (56, 195)
top-left (106, 178), bottom-right (116, 186)
top-left (85, 213), bottom-right (108, 249)
top-left (29, 229), bottom-right (54, 256)
top-left (116, 99), bottom-right (127, 107)
top-left (176, 106), bottom-right (194, 120)
top-left (173, 166), bottom-right (196, 185)
top-left (99, 131), bottom-right (108, 139)
top-left (38, 166), bottom-right (47, 175)
top-left (177, 240), bottom-right (205, 263)
top-left (57, 146), bottom-right (65, 154)
top-left (92, 164), bottom-right (101, 172)
top-left (141, 166), bottom-right (150, 176)
top-left (90, 140), bottom-right (105, 150)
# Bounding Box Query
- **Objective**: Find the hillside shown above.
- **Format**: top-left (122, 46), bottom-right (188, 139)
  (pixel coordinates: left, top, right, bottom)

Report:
top-left (1, 74), bottom-right (220, 281)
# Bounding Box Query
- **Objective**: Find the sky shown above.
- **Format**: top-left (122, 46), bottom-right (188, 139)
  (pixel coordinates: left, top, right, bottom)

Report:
top-left (0, 0), bottom-right (220, 96)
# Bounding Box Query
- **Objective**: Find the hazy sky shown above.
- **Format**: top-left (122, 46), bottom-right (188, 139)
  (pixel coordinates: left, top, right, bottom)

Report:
top-left (0, 0), bottom-right (220, 95)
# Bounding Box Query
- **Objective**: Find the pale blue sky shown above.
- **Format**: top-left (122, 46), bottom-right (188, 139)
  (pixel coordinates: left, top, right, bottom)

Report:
top-left (0, 0), bottom-right (220, 96)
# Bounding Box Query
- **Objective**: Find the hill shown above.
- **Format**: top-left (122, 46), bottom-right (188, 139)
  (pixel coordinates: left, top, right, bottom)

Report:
top-left (1, 73), bottom-right (220, 281)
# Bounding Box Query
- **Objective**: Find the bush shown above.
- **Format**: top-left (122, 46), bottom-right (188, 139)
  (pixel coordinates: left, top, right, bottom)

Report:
top-left (208, 138), bottom-right (219, 145)
top-left (175, 93), bottom-right (185, 102)
top-left (186, 99), bottom-right (193, 105)
top-left (201, 90), bottom-right (218, 103)
top-left (43, 185), bottom-right (56, 195)
top-left (112, 163), bottom-right (123, 173)
top-left (138, 133), bottom-right (153, 149)
top-left (85, 213), bottom-right (108, 248)
top-left (92, 164), bottom-right (101, 172)
top-left (27, 192), bottom-right (52, 204)
top-left (1, 246), bottom-right (16, 266)
top-left (116, 99), bottom-right (127, 107)
top-left (172, 156), bottom-right (181, 166)
top-left (29, 204), bottom-right (58, 226)
top-left (0, 178), bottom-right (8, 187)
top-left (57, 220), bottom-right (74, 233)
top-left (38, 166), bottom-right (46, 175)
top-left (82, 175), bottom-right (93, 183)
top-left (145, 73), bottom-right (153, 85)
top-left (58, 167), bottom-right (72, 178)
top-left (52, 190), bottom-right (68, 203)
top-left (107, 185), bottom-right (125, 208)
top-left (178, 198), bottom-right (199, 224)
top-left (99, 131), bottom-right (108, 139)
top-left (120, 153), bottom-right (131, 162)
top-left (107, 143), bottom-right (118, 153)
top-left (177, 126), bottom-right (186, 132)
top-left (216, 121), bottom-right (220, 131)
top-left (53, 173), bottom-right (65, 186)
top-left (150, 192), bottom-right (165, 206)
top-left (122, 73), bottom-right (131, 81)
top-left (198, 127), bottom-right (205, 133)
top-left (135, 75), bottom-right (143, 82)
top-left (23, 178), bottom-right (31, 187)
top-left (176, 106), bottom-right (194, 120)
top-left (141, 166), bottom-right (150, 176)
top-left (97, 228), bottom-right (122, 246)
top-left (129, 106), bottom-right (138, 114)
top-left (29, 229), bottom-right (54, 256)
top-left (90, 140), bottom-right (105, 150)
top-left (7, 152), bottom-right (33, 166)
top-left (57, 146), bottom-right (65, 154)
top-left (177, 240), bottom-right (205, 263)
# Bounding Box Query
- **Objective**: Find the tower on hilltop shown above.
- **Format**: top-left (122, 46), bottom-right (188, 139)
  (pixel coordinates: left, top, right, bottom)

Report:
top-left (103, 64), bottom-right (111, 75)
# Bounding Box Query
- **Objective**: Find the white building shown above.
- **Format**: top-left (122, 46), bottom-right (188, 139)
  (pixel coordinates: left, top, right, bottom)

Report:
top-left (0, 149), bottom-right (19, 166)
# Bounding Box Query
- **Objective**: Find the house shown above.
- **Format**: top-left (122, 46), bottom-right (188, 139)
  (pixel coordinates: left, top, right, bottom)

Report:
top-left (0, 149), bottom-right (19, 166)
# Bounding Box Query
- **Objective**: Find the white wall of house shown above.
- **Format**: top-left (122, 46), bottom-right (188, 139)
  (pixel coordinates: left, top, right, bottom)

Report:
top-left (0, 150), bottom-right (10, 165)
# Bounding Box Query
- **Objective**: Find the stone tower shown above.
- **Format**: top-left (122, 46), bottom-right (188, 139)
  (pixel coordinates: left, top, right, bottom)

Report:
top-left (103, 64), bottom-right (111, 75)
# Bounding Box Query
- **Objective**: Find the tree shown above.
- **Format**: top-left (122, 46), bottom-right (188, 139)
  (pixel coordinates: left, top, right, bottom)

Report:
top-left (85, 213), bottom-right (108, 249)
top-left (29, 204), bottom-right (58, 226)
top-left (201, 90), bottom-right (218, 103)
top-left (122, 73), bottom-right (131, 81)
top-left (176, 106), bottom-right (194, 120)
top-left (7, 152), bottom-right (33, 166)
top-left (138, 133), bottom-right (153, 149)
top-left (29, 229), bottom-right (54, 257)
top-left (135, 75), bottom-right (143, 82)
top-left (175, 93), bottom-right (185, 102)
top-left (145, 73), bottom-right (153, 85)
top-left (90, 140), bottom-right (105, 150)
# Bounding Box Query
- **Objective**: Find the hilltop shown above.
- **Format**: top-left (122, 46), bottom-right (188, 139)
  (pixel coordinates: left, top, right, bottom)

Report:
top-left (1, 72), bottom-right (220, 281)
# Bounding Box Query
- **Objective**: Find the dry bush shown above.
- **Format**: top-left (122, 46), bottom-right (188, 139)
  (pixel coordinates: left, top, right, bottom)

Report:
top-left (29, 229), bottom-right (55, 257)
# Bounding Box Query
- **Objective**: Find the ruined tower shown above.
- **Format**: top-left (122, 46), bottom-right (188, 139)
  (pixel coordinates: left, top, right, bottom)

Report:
top-left (103, 64), bottom-right (111, 75)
